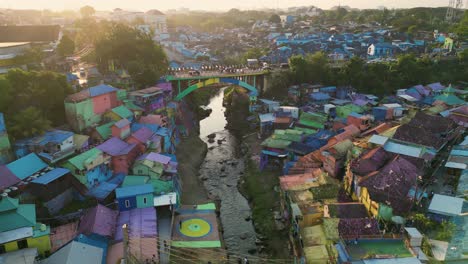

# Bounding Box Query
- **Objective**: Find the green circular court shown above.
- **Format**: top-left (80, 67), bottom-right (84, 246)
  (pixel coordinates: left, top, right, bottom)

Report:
top-left (179, 218), bottom-right (212, 238)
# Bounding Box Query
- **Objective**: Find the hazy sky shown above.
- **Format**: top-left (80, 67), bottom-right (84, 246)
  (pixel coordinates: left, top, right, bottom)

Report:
top-left (0, 0), bottom-right (455, 11)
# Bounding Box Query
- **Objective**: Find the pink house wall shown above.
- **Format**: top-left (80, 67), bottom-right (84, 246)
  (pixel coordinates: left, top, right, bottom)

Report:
top-left (111, 124), bottom-right (130, 139)
top-left (92, 92), bottom-right (119, 114)
top-left (126, 136), bottom-right (147, 154)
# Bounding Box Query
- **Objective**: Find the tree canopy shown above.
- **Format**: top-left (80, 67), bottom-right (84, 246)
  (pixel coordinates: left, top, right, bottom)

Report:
top-left (57, 35), bottom-right (75, 56)
top-left (0, 69), bottom-right (73, 140)
top-left (269, 14), bottom-right (281, 24)
top-left (94, 23), bottom-right (168, 88)
top-left (80, 5), bottom-right (95, 18)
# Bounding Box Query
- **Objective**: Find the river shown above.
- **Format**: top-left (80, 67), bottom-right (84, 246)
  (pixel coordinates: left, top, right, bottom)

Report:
top-left (198, 88), bottom-right (258, 255)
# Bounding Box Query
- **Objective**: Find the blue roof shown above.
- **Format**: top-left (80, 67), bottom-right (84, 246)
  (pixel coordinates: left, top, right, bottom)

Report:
top-left (66, 73), bottom-right (79, 82)
top-left (31, 168), bottom-right (70, 185)
top-left (0, 113), bottom-right (5, 133)
top-left (319, 86), bottom-right (337, 92)
top-left (131, 123), bottom-right (160, 133)
top-left (89, 84), bottom-right (118, 97)
top-left (259, 99), bottom-right (280, 105)
top-left (348, 112), bottom-right (363, 118)
top-left (310, 92), bottom-right (331, 100)
top-left (115, 184), bottom-right (153, 198)
top-left (36, 130), bottom-right (74, 145)
top-left (6, 153), bottom-right (48, 180)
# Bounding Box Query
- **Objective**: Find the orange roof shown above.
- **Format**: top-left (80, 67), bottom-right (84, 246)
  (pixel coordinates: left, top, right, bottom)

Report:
top-left (280, 168), bottom-right (323, 190)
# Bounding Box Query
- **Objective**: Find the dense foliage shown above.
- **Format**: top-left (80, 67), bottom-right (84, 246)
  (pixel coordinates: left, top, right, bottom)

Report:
top-left (57, 35), bottom-right (75, 56)
top-left (94, 23), bottom-right (168, 88)
top-left (0, 69), bottom-right (73, 140)
top-left (265, 52), bottom-right (467, 99)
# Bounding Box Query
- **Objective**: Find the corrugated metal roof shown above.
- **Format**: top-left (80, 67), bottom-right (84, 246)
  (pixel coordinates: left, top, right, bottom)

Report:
top-left (137, 152), bottom-right (171, 164)
top-left (31, 168), bottom-right (70, 185)
top-left (97, 137), bottom-right (136, 156)
top-left (67, 148), bottom-right (102, 171)
top-left (6, 153), bottom-right (47, 180)
top-left (114, 118), bottom-right (131, 129)
top-left (89, 84), bottom-right (118, 97)
top-left (0, 165), bottom-right (20, 190)
top-left (115, 184), bottom-right (153, 198)
top-left (96, 122), bottom-right (115, 139)
top-left (259, 113), bottom-right (275, 123)
top-left (363, 257), bottom-right (422, 264)
top-left (428, 194), bottom-right (464, 216)
top-left (383, 141), bottom-right (423, 158)
top-left (112, 105), bottom-right (133, 119)
top-left (369, 135), bottom-right (389, 145)
top-left (41, 241), bottom-right (103, 264)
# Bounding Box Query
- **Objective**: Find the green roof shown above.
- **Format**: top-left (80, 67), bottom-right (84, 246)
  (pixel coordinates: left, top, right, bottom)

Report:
top-left (67, 148), bottom-right (102, 171)
top-left (95, 122), bottom-right (115, 139)
top-left (332, 139), bottom-right (353, 157)
top-left (434, 94), bottom-right (465, 106)
top-left (336, 104), bottom-right (365, 118)
top-left (0, 197), bottom-right (36, 232)
top-left (293, 127), bottom-right (317, 135)
top-left (0, 196), bottom-right (19, 212)
top-left (272, 129), bottom-right (303, 142)
top-left (112, 105), bottom-right (133, 119)
top-left (150, 179), bottom-right (174, 195)
top-left (299, 112), bottom-right (327, 129)
top-left (261, 137), bottom-right (292, 149)
top-left (124, 100), bottom-right (144, 111)
top-left (0, 134), bottom-right (11, 149)
top-left (122, 175), bottom-right (149, 187)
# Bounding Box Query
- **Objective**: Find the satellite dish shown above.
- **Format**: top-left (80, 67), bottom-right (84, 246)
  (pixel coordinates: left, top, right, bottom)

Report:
top-left (4, 189), bottom-right (11, 193)
top-left (10, 187), bottom-right (18, 191)
top-left (1, 193), bottom-right (8, 197)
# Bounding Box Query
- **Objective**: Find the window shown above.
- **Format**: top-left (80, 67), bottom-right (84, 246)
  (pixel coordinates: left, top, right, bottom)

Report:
top-left (143, 197), bottom-right (147, 204)
top-left (17, 239), bottom-right (28, 249)
top-left (0, 245), bottom-right (5, 254)
top-left (125, 200), bottom-right (130, 208)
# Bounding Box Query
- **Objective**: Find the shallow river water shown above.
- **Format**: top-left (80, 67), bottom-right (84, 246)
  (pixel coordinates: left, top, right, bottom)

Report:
top-left (198, 88), bottom-right (257, 255)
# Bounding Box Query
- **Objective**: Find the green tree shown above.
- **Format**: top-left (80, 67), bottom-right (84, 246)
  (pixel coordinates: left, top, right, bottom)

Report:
top-left (454, 10), bottom-right (468, 39)
top-left (57, 35), bottom-right (75, 56)
top-left (80, 5), bottom-right (95, 18)
top-left (8, 107), bottom-right (51, 140)
top-left (269, 14), bottom-right (281, 24)
top-left (288, 55), bottom-right (308, 84)
top-left (436, 220), bottom-right (456, 241)
top-left (0, 78), bottom-right (12, 113)
top-left (95, 23), bottom-right (168, 88)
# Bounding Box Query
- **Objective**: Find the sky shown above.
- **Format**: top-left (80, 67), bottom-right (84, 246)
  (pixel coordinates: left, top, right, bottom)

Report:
top-left (0, 0), bottom-right (456, 12)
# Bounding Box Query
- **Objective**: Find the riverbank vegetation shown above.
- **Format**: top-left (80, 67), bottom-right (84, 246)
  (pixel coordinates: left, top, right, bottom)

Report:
top-left (224, 87), bottom-right (252, 137)
top-left (241, 159), bottom-right (290, 259)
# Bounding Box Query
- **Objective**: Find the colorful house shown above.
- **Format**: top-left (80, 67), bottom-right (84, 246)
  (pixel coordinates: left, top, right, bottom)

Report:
top-left (29, 168), bottom-right (87, 215)
top-left (0, 113), bottom-right (12, 165)
top-left (322, 139), bottom-right (354, 178)
top-left (115, 184), bottom-right (154, 211)
top-left (14, 129), bottom-right (75, 163)
top-left (111, 119), bottom-right (131, 139)
top-left (126, 127), bottom-right (162, 153)
top-left (132, 152), bottom-right (171, 179)
top-left (64, 84), bottom-right (121, 132)
top-left (0, 197), bottom-right (51, 256)
top-left (103, 105), bottom-right (134, 122)
top-left (78, 204), bottom-right (118, 238)
top-left (63, 148), bottom-right (112, 188)
top-left (91, 121), bottom-right (115, 142)
top-left (5, 152), bottom-right (48, 185)
top-left (96, 137), bottom-right (139, 175)
top-left (41, 240), bottom-right (104, 264)
top-left (128, 86), bottom-right (167, 113)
